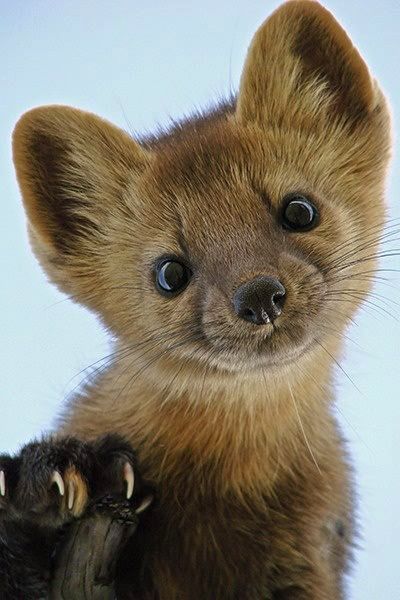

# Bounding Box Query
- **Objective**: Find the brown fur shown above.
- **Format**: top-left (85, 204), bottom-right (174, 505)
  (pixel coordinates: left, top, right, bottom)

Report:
top-left (12, 1), bottom-right (392, 598)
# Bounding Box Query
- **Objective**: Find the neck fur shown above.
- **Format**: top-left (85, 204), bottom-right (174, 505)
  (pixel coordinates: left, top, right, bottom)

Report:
top-left (88, 340), bottom-right (339, 495)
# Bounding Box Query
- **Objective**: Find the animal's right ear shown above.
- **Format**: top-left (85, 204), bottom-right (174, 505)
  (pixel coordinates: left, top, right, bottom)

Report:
top-left (13, 105), bottom-right (150, 259)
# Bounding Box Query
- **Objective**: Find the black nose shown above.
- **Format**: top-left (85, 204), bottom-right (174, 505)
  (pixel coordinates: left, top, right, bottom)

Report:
top-left (233, 276), bottom-right (286, 325)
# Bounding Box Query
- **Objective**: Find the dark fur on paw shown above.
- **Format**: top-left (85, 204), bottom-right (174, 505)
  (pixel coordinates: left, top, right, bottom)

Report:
top-left (1, 437), bottom-right (93, 527)
top-left (0, 434), bottom-right (153, 599)
top-left (0, 434), bottom-right (151, 529)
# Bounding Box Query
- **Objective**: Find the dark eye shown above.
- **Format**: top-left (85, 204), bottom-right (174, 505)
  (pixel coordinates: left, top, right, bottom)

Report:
top-left (155, 258), bottom-right (192, 296)
top-left (281, 194), bottom-right (319, 231)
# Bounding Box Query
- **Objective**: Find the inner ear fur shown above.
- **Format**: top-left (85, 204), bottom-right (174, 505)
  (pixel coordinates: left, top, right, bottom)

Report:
top-left (13, 105), bottom-right (149, 254)
top-left (237, 0), bottom-right (377, 127)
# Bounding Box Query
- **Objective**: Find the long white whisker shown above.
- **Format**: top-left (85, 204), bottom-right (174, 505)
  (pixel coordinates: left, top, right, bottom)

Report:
top-left (287, 382), bottom-right (322, 475)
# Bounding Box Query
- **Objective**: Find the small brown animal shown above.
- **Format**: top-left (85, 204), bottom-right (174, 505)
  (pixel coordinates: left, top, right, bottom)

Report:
top-left (3, 1), bottom-right (392, 598)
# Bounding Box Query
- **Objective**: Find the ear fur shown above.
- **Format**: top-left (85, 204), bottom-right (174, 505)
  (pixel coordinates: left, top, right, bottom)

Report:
top-left (237, 0), bottom-right (377, 128)
top-left (13, 105), bottom-right (149, 256)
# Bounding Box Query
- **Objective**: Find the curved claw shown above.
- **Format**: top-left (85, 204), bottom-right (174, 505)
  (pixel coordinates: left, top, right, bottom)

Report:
top-left (67, 478), bottom-right (75, 510)
top-left (135, 495), bottom-right (153, 514)
top-left (0, 470), bottom-right (5, 497)
top-left (123, 462), bottom-right (135, 499)
top-left (51, 470), bottom-right (65, 496)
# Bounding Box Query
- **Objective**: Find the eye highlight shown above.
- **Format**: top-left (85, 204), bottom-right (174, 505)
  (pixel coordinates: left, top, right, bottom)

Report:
top-left (155, 258), bottom-right (192, 296)
top-left (281, 194), bottom-right (319, 232)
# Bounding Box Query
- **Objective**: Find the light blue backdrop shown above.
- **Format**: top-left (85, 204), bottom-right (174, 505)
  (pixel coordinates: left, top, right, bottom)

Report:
top-left (1, 2), bottom-right (399, 598)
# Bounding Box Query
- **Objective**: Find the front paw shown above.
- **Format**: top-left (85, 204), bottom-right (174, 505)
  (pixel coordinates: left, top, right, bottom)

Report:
top-left (0, 434), bottom-right (150, 528)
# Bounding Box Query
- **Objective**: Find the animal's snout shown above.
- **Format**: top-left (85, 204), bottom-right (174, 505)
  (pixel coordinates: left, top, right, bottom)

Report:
top-left (233, 276), bottom-right (286, 325)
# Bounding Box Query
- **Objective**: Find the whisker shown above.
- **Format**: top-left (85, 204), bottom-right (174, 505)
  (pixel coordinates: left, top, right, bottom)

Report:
top-left (314, 339), bottom-right (363, 396)
top-left (287, 381), bottom-right (321, 474)
top-left (111, 331), bottom-right (210, 406)
top-left (322, 220), bottom-right (400, 271)
top-left (325, 290), bottom-right (399, 321)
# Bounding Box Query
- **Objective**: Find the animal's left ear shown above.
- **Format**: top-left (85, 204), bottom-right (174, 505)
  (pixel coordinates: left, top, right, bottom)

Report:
top-left (236, 0), bottom-right (378, 127)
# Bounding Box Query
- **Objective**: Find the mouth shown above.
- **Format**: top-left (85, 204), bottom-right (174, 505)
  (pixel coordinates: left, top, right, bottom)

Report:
top-left (250, 342), bottom-right (315, 372)
top-left (200, 331), bottom-right (316, 374)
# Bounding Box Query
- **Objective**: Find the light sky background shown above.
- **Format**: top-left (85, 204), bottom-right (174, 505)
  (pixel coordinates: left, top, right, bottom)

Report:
top-left (1, 1), bottom-right (399, 598)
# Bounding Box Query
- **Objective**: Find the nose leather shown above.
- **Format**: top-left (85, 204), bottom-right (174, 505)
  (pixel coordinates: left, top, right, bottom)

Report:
top-left (233, 276), bottom-right (286, 325)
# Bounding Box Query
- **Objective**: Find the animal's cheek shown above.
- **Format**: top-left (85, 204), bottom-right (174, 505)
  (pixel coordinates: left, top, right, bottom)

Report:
top-left (233, 242), bottom-right (319, 320)
top-left (278, 261), bottom-right (327, 324)
top-left (201, 283), bottom-right (240, 335)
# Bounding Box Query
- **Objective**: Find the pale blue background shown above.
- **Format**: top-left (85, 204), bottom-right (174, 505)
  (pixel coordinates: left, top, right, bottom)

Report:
top-left (1, 1), bottom-right (399, 598)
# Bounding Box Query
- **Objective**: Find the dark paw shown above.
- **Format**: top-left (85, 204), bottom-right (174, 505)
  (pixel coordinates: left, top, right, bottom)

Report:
top-left (0, 434), bottom-right (152, 528)
top-left (0, 434), bottom-right (153, 598)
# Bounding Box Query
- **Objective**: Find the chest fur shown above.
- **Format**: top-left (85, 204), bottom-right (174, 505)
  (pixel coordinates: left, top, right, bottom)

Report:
top-left (121, 461), bottom-right (351, 600)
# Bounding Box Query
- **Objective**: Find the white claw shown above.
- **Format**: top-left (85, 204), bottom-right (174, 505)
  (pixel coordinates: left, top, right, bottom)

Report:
top-left (51, 471), bottom-right (65, 496)
top-left (67, 479), bottom-right (75, 510)
top-left (0, 470), bottom-right (5, 497)
top-left (123, 462), bottom-right (135, 499)
top-left (135, 495), bottom-right (153, 514)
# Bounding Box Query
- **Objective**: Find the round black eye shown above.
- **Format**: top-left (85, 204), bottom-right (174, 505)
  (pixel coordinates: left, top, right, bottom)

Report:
top-left (281, 194), bottom-right (319, 231)
top-left (155, 259), bottom-right (191, 295)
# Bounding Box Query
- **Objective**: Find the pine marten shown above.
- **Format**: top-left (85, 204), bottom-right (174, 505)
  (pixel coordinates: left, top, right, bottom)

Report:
top-left (1, 1), bottom-right (392, 598)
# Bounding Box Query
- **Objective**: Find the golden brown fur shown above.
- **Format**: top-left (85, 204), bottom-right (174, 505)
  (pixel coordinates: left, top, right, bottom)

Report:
top-left (12, 1), bottom-right (392, 598)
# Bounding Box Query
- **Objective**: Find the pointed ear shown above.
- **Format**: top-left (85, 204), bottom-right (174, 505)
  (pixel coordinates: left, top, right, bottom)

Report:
top-left (237, 1), bottom-right (377, 127)
top-left (13, 105), bottom-right (150, 256)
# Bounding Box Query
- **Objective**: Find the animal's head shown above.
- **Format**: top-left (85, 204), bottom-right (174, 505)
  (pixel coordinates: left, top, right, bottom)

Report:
top-left (13, 1), bottom-right (391, 380)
